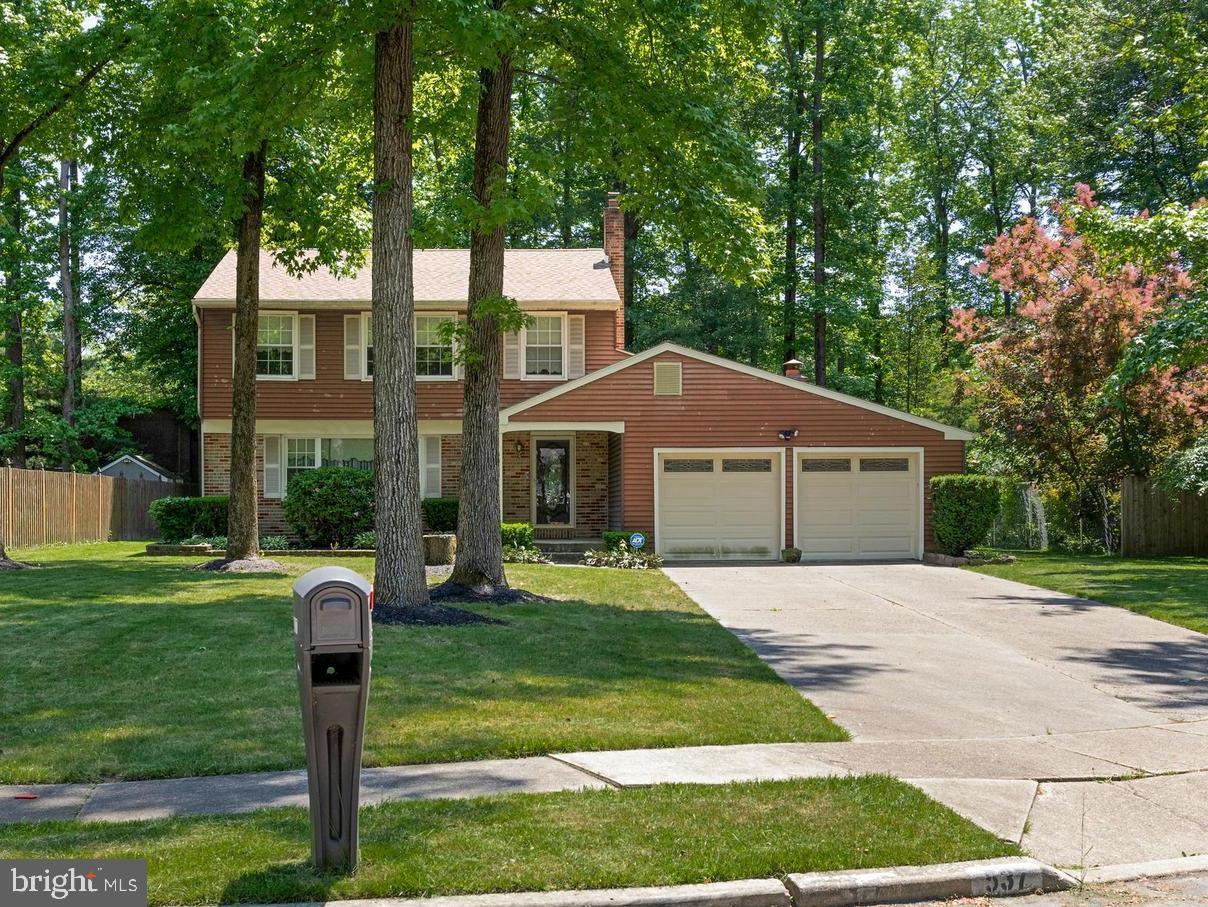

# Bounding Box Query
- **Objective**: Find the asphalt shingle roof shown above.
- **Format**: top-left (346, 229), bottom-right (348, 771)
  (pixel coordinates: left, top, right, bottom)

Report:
top-left (193, 249), bottom-right (621, 304)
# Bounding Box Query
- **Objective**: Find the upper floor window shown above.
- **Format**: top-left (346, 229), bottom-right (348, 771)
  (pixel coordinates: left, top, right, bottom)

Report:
top-left (525, 314), bottom-right (565, 378)
top-left (348, 312), bottom-right (455, 381)
top-left (416, 314), bottom-right (455, 379)
top-left (257, 314), bottom-right (295, 378)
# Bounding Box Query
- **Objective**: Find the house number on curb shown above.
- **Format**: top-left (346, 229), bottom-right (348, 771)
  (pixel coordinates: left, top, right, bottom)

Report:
top-left (629, 532), bottom-right (647, 550)
top-left (976, 871), bottom-right (1036, 896)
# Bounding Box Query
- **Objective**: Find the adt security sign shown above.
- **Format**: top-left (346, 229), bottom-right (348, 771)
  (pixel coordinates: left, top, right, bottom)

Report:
top-left (628, 531), bottom-right (647, 550)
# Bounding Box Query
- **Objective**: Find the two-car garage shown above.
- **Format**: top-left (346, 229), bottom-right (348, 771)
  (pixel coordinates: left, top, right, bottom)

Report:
top-left (655, 448), bottom-right (922, 562)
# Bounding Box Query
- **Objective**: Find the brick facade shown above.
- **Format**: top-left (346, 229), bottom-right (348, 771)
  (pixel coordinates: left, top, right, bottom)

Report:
top-left (203, 428), bottom-right (613, 540)
top-left (200, 432), bottom-right (288, 535)
top-left (501, 430), bottom-right (610, 536)
top-left (440, 434), bottom-right (461, 498)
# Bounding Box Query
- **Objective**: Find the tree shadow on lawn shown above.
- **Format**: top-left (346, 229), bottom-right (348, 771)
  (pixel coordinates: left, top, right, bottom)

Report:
top-left (1, 587), bottom-right (857, 782)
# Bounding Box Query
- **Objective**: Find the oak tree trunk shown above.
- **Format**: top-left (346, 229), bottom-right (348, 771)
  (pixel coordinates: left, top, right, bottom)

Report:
top-left (226, 143), bottom-right (266, 562)
top-left (3, 168), bottom-right (26, 469)
top-left (372, 17), bottom-right (430, 613)
top-left (449, 49), bottom-right (514, 592)
top-left (60, 159), bottom-right (79, 431)
top-left (781, 25), bottom-right (805, 366)
top-left (810, 20), bottom-right (826, 387)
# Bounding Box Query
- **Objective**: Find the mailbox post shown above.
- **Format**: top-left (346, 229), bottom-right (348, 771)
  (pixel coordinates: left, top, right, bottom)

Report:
top-left (293, 567), bottom-right (373, 872)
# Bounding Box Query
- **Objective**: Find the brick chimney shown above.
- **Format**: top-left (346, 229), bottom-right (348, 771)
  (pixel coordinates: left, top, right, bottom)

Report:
top-left (603, 192), bottom-right (625, 348)
top-left (783, 358), bottom-right (804, 379)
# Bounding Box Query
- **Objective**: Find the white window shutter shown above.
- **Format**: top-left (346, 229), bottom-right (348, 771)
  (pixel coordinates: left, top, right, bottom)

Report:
top-left (298, 315), bottom-right (315, 379)
top-left (263, 436), bottom-right (282, 498)
top-left (421, 435), bottom-right (442, 498)
top-left (344, 314), bottom-right (362, 379)
top-left (454, 315), bottom-right (465, 380)
top-left (503, 330), bottom-right (521, 379)
top-left (567, 314), bottom-right (586, 379)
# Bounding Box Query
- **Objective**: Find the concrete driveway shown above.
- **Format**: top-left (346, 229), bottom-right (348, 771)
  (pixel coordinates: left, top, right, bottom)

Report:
top-left (664, 562), bottom-right (1208, 741)
top-left (660, 563), bottom-right (1208, 867)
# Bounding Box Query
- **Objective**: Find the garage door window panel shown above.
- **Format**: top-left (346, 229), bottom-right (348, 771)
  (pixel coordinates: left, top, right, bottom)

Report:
top-left (802, 458), bottom-right (851, 472)
top-left (664, 459), bottom-right (713, 473)
top-left (860, 457), bottom-right (910, 472)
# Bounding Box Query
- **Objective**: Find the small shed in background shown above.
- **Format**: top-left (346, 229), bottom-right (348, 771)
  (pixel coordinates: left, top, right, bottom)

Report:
top-left (97, 454), bottom-right (178, 484)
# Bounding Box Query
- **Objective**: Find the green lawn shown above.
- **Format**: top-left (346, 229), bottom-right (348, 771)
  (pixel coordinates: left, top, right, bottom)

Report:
top-left (0, 543), bottom-right (842, 784)
top-left (0, 778), bottom-right (1015, 905)
top-left (968, 551), bottom-right (1208, 634)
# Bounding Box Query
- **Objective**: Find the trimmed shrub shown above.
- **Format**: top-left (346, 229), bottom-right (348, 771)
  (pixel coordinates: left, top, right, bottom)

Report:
top-left (930, 474), bottom-right (1004, 555)
top-left (150, 496), bottom-right (229, 542)
top-left (501, 522), bottom-right (535, 548)
top-left (421, 497), bottom-right (459, 532)
top-left (781, 547), bottom-right (802, 563)
top-left (601, 530), bottom-right (627, 551)
top-left (602, 530), bottom-right (652, 551)
top-left (283, 467), bottom-right (375, 548)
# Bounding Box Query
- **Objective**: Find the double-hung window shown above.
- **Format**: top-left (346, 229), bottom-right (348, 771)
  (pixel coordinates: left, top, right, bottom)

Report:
top-left (416, 314), bottom-right (455, 379)
top-left (285, 437), bottom-right (319, 486)
top-left (524, 314), bottom-right (565, 378)
top-left (257, 313), bottom-right (297, 378)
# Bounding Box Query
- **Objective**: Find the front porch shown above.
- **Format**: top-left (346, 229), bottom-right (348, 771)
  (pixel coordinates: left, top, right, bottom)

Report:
top-left (501, 429), bottom-right (622, 541)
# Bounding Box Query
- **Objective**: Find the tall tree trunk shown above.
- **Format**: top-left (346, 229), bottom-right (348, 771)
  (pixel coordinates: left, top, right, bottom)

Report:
top-left (60, 159), bottom-right (80, 433)
top-left (226, 142), bottom-right (267, 562)
top-left (621, 197), bottom-right (638, 350)
top-left (3, 169), bottom-right (26, 469)
top-left (781, 25), bottom-right (805, 366)
top-left (810, 19), bottom-right (826, 387)
top-left (372, 16), bottom-right (430, 613)
top-left (449, 47), bottom-right (514, 592)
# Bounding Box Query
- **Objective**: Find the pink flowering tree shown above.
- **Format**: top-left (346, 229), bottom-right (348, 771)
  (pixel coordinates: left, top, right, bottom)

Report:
top-left (953, 185), bottom-right (1208, 546)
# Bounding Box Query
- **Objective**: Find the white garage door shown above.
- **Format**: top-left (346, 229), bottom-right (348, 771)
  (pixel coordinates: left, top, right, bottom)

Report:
top-left (657, 452), bottom-right (782, 560)
top-left (796, 453), bottom-right (921, 560)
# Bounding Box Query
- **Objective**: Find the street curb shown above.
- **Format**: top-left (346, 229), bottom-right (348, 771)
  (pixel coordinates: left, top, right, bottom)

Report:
top-left (224, 859), bottom-right (1083, 907)
top-left (1079, 854), bottom-right (1208, 885)
top-left (234, 879), bottom-right (791, 907)
top-left (786, 857), bottom-right (1073, 907)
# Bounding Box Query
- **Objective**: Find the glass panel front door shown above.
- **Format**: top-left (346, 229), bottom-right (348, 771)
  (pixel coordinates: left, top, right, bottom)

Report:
top-left (535, 439), bottom-right (572, 525)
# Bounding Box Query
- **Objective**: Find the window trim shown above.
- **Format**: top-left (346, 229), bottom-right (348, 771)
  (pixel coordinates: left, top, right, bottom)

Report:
top-left (531, 433), bottom-right (575, 527)
top-left (415, 312), bottom-right (458, 382)
top-left (358, 312), bottom-right (458, 382)
top-left (521, 312), bottom-right (568, 381)
top-left (256, 311), bottom-right (300, 382)
top-left (360, 313), bottom-right (372, 382)
top-left (284, 436), bottom-right (322, 488)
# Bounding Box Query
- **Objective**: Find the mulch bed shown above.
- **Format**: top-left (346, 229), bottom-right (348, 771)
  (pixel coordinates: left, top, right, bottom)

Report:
top-left (194, 557), bottom-right (288, 573)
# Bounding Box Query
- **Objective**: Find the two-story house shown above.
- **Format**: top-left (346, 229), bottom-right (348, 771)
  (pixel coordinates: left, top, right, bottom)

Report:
top-left (194, 194), bottom-right (973, 561)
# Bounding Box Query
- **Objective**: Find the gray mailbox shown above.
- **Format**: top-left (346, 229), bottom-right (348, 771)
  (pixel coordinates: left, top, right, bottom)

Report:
top-left (293, 566), bottom-right (373, 872)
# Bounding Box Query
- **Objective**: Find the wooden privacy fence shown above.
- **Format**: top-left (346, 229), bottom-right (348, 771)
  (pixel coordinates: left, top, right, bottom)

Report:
top-left (1121, 476), bottom-right (1208, 557)
top-left (0, 467), bottom-right (186, 548)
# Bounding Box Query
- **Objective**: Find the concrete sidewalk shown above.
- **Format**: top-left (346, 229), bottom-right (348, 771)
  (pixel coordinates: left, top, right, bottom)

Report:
top-left (6, 731), bottom-right (1208, 869)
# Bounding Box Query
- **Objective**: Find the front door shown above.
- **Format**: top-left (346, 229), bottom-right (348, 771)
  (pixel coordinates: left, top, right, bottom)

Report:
top-left (534, 438), bottom-right (573, 525)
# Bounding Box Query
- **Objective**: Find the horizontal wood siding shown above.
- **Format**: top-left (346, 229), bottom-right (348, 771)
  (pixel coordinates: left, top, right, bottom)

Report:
top-left (0, 467), bottom-right (185, 547)
top-left (199, 308), bottom-right (626, 420)
top-left (514, 352), bottom-right (966, 550)
top-left (1121, 476), bottom-right (1208, 556)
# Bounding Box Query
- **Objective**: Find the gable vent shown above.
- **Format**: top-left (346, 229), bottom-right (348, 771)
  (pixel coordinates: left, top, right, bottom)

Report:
top-left (653, 361), bottom-right (682, 396)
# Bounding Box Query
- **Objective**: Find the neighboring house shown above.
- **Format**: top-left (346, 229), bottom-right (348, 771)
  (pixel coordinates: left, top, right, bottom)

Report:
top-left (97, 454), bottom-right (178, 483)
top-left (194, 193), bottom-right (973, 561)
